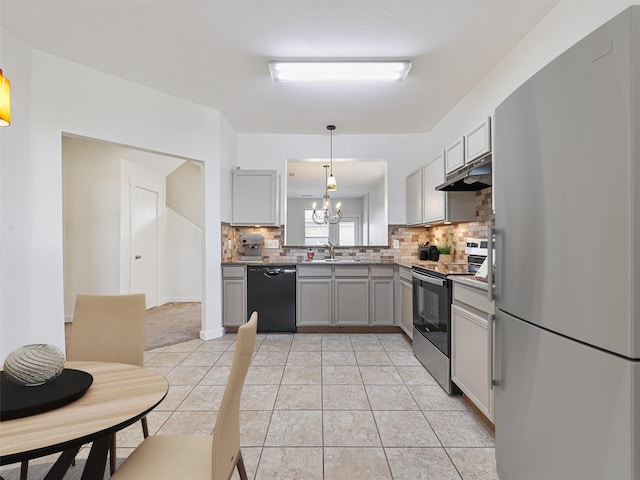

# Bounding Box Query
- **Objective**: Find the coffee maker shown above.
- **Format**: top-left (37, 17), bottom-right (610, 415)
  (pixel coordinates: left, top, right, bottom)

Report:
top-left (239, 234), bottom-right (264, 262)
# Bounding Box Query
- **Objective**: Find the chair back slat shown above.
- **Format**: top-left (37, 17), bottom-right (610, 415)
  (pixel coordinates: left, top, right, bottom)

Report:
top-left (211, 311), bottom-right (258, 480)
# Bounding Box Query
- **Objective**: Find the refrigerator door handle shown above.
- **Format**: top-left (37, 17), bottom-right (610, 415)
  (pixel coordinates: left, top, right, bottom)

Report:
top-left (487, 227), bottom-right (494, 302)
top-left (488, 313), bottom-right (495, 390)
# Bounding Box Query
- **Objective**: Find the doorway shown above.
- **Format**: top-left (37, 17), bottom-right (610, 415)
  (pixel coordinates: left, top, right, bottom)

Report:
top-left (62, 135), bottom-right (204, 326)
top-left (130, 183), bottom-right (160, 309)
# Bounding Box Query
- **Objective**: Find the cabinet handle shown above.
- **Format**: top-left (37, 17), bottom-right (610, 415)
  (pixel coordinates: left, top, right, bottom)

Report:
top-left (487, 228), bottom-right (494, 302)
top-left (488, 313), bottom-right (495, 390)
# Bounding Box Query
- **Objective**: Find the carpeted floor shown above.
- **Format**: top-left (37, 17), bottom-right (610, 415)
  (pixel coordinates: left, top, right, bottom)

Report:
top-left (143, 302), bottom-right (201, 350)
top-left (64, 302), bottom-right (201, 352)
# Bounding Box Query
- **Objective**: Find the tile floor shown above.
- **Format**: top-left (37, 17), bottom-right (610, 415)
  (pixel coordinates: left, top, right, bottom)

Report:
top-left (3, 333), bottom-right (498, 480)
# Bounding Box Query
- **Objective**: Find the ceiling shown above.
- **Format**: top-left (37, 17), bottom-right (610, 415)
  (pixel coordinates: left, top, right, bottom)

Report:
top-left (1, 0), bottom-right (559, 135)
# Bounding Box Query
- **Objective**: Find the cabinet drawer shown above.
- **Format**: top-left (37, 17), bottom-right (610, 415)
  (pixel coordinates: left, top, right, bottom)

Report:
top-left (454, 283), bottom-right (495, 314)
top-left (334, 266), bottom-right (369, 277)
top-left (399, 266), bottom-right (412, 282)
top-left (222, 265), bottom-right (246, 279)
top-left (370, 265), bottom-right (394, 278)
top-left (297, 265), bottom-right (332, 277)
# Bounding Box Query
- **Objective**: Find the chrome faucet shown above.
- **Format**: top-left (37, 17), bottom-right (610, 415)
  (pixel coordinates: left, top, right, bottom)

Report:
top-left (325, 241), bottom-right (335, 260)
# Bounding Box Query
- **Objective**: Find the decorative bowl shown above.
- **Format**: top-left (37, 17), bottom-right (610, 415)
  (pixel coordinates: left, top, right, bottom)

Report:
top-left (3, 344), bottom-right (66, 386)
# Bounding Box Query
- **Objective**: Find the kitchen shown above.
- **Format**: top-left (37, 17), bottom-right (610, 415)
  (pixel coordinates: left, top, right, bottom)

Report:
top-left (2, 1), bottom-right (639, 479)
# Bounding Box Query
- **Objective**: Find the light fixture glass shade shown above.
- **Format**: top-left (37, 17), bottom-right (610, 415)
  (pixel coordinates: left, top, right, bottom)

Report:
top-left (269, 61), bottom-right (412, 82)
top-left (0, 69), bottom-right (10, 127)
top-left (327, 174), bottom-right (337, 191)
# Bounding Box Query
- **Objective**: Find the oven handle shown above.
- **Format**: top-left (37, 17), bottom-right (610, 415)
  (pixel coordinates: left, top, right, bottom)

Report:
top-left (411, 272), bottom-right (446, 287)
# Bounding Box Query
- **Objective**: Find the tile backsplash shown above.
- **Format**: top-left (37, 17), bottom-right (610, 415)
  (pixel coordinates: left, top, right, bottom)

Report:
top-left (222, 187), bottom-right (494, 264)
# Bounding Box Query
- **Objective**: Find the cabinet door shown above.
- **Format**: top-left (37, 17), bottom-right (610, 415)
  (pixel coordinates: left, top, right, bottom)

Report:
top-left (399, 277), bottom-right (413, 339)
top-left (406, 168), bottom-right (423, 226)
top-left (451, 305), bottom-right (491, 420)
top-left (334, 278), bottom-right (369, 326)
top-left (297, 278), bottom-right (332, 326)
top-left (232, 170), bottom-right (278, 225)
top-left (371, 278), bottom-right (394, 325)
top-left (222, 279), bottom-right (246, 327)
top-left (445, 137), bottom-right (465, 174)
top-left (422, 154), bottom-right (446, 223)
top-left (465, 117), bottom-right (491, 163)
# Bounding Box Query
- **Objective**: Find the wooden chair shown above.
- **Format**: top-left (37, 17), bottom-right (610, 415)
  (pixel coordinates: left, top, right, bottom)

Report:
top-left (111, 311), bottom-right (258, 480)
top-left (19, 293), bottom-right (148, 479)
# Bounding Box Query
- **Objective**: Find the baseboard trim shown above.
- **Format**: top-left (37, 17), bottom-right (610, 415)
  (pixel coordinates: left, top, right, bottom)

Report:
top-left (158, 297), bottom-right (201, 305)
top-left (296, 326), bottom-right (403, 334)
top-left (223, 326), bottom-right (403, 334)
top-left (200, 327), bottom-right (225, 340)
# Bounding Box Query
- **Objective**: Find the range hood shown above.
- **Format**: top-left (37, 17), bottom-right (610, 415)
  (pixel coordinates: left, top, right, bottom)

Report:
top-left (436, 154), bottom-right (492, 191)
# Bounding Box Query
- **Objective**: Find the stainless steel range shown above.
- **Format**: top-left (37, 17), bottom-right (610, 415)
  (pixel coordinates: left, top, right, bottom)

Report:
top-left (412, 238), bottom-right (488, 394)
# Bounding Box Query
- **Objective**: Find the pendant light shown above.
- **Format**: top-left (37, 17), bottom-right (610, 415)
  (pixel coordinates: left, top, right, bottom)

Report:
top-left (0, 69), bottom-right (11, 127)
top-left (326, 125), bottom-right (337, 191)
top-left (312, 165), bottom-right (342, 225)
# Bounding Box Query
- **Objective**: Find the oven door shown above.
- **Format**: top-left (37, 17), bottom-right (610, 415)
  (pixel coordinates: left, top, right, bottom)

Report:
top-left (412, 271), bottom-right (452, 357)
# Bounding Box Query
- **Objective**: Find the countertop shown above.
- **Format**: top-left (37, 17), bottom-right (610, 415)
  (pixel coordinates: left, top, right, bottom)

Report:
top-left (222, 260), bottom-right (396, 266)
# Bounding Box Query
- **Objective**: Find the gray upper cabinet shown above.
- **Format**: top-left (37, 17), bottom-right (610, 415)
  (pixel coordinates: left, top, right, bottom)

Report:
top-left (423, 154), bottom-right (447, 223)
top-left (424, 153), bottom-right (476, 225)
top-left (231, 169), bottom-right (279, 226)
top-left (445, 137), bottom-right (465, 174)
top-left (464, 117), bottom-right (492, 163)
top-left (406, 168), bottom-right (423, 226)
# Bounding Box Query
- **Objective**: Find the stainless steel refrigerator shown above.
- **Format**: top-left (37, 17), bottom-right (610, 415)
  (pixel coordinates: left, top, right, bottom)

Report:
top-left (493, 7), bottom-right (639, 480)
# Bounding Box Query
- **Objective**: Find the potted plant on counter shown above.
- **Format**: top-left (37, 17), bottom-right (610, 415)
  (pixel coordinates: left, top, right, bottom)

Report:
top-left (438, 244), bottom-right (453, 263)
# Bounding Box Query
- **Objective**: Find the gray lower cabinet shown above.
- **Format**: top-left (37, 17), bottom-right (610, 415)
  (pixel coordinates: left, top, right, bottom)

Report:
top-left (297, 278), bottom-right (332, 326)
top-left (222, 265), bottom-right (246, 327)
top-left (370, 266), bottom-right (395, 326)
top-left (335, 279), bottom-right (369, 326)
top-left (297, 265), bottom-right (333, 326)
top-left (451, 281), bottom-right (495, 422)
top-left (296, 264), bottom-right (395, 327)
top-left (398, 266), bottom-right (413, 337)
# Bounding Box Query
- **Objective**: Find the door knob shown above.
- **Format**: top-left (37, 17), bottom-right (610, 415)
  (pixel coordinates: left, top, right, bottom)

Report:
top-left (135, 255), bottom-right (142, 259)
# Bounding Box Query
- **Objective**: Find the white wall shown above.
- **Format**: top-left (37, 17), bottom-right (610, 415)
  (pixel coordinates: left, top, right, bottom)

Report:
top-left (0, 31), bottom-right (227, 360)
top-left (428, 0), bottom-right (640, 158)
top-left (163, 208), bottom-right (202, 303)
top-left (369, 174), bottom-right (387, 245)
top-left (62, 137), bottom-right (123, 319)
top-left (236, 133), bottom-right (430, 225)
top-left (166, 161), bottom-right (203, 229)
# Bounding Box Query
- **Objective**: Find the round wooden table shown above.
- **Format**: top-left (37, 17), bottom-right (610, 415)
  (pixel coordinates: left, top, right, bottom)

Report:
top-left (0, 361), bottom-right (168, 480)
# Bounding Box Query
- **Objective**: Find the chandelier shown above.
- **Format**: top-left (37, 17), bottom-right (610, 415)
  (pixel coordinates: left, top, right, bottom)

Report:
top-left (312, 165), bottom-right (342, 225)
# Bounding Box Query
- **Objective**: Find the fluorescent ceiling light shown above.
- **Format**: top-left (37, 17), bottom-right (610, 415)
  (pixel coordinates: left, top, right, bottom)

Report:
top-left (269, 61), bottom-right (412, 82)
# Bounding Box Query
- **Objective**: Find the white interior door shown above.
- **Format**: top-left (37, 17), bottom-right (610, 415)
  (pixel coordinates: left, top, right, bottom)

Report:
top-left (131, 185), bottom-right (158, 308)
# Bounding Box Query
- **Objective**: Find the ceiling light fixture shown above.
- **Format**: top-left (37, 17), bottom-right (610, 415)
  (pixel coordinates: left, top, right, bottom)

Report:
top-left (326, 125), bottom-right (337, 191)
top-left (269, 60), bottom-right (412, 82)
top-left (0, 69), bottom-right (11, 127)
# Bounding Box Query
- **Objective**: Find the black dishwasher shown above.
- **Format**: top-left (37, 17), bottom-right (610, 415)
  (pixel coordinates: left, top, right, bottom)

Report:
top-left (246, 265), bottom-right (296, 332)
